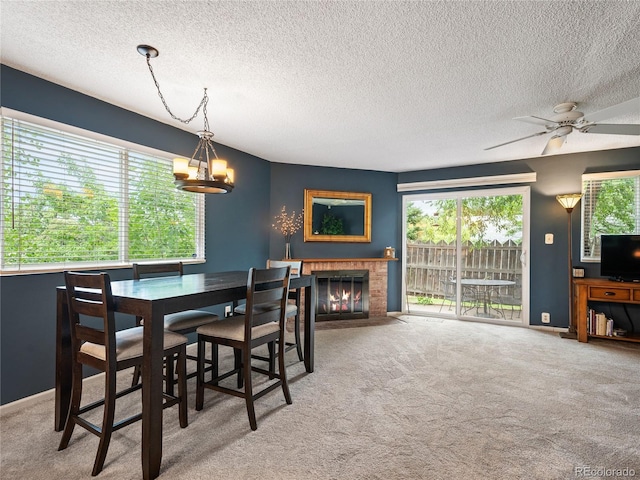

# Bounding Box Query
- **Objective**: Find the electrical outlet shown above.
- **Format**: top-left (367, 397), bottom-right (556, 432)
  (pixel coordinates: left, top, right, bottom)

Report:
top-left (224, 305), bottom-right (232, 318)
top-left (541, 312), bottom-right (550, 323)
top-left (545, 233), bottom-right (554, 244)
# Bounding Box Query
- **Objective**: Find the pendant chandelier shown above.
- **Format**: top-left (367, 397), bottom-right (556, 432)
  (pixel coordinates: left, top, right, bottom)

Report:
top-left (137, 44), bottom-right (234, 193)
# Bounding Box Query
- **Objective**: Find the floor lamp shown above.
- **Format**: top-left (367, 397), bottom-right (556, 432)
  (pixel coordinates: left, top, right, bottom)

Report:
top-left (557, 193), bottom-right (583, 339)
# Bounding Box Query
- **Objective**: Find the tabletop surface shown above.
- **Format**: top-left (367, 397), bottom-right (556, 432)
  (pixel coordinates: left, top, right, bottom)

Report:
top-left (111, 271), bottom-right (247, 300)
top-left (58, 271), bottom-right (314, 301)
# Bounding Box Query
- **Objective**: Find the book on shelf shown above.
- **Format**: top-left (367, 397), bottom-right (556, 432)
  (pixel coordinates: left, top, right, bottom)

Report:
top-left (596, 313), bottom-right (607, 336)
top-left (587, 308), bottom-right (614, 337)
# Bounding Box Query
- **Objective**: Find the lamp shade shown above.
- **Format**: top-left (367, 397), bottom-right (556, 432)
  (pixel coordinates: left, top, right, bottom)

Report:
top-left (173, 157), bottom-right (189, 179)
top-left (187, 166), bottom-right (199, 180)
top-left (209, 159), bottom-right (227, 178)
top-left (556, 193), bottom-right (582, 212)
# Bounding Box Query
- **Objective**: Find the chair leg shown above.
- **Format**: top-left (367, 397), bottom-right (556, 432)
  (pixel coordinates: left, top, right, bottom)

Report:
top-left (176, 346), bottom-right (188, 428)
top-left (279, 335), bottom-right (292, 406)
top-left (165, 354), bottom-right (175, 397)
top-left (235, 348), bottom-right (243, 388)
top-left (242, 347), bottom-right (257, 431)
top-left (211, 343), bottom-right (219, 384)
top-left (58, 361), bottom-right (83, 451)
top-left (267, 341), bottom-right (276, 377)
top-left (196, 336), bottom-right (205, 411)
top-left (92, 369), bottom-right (117, 476)
top-left (293, 313), bottom-right (303, 362)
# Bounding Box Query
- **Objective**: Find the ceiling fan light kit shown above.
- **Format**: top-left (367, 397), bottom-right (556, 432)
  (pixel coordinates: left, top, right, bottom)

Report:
top-left (553, 102), bottom-right (577, 114)
top-left (485, 97), bottom-right (640, 156)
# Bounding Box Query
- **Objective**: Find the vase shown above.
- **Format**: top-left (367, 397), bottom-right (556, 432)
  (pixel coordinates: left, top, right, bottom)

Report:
top-left (284, 242), bottom-right (291, 260)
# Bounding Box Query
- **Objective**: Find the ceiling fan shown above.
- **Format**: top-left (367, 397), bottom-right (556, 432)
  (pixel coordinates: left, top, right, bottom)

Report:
top-left (485, 97), bottom-right (640, 156)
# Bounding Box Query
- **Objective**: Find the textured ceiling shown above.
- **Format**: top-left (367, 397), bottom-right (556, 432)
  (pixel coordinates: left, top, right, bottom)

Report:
top-left (1, 0), bottom-right (639, 172)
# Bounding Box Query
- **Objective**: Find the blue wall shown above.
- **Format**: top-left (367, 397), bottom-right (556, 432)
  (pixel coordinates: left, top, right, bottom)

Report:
top-left (0, 66), bottom-right (273, 404)
top-left (268, 163), bottom-right (400, 302)
top-left (398, 148), bottom-right (640, 331)
top-left (1, 64), bottom-right (639, 405)
top-left (0, 66), bottom-right (400, 404)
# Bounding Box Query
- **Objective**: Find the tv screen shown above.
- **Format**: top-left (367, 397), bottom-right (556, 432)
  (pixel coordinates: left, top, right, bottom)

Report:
top-left (600, 234), bottom-right (640, 282)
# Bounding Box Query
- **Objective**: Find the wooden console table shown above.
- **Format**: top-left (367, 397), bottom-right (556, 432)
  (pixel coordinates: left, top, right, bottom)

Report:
top-left (574, 277), bottom-right (640, 343)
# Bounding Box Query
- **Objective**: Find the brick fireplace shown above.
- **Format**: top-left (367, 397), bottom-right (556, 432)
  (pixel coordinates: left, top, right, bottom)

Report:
top-left (300, 258), bottom-right (395, 320)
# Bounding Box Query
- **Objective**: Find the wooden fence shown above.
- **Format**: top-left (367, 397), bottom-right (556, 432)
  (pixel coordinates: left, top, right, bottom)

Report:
top-left (406, 240), bottom-right (522, 298)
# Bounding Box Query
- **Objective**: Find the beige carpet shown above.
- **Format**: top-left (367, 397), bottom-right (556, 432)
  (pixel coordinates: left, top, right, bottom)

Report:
top-left (2, 315), bottom-right (639, 479)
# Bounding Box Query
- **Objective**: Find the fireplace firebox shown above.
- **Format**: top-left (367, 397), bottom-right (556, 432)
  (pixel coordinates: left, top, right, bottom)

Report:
top-left (314, 270), bottom-right (369, 320)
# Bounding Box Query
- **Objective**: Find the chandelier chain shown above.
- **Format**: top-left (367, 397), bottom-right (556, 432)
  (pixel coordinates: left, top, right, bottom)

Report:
top-left (145, 55), bottom-right (207, 125)
top-left (202, 93), bottom-right (210, 132)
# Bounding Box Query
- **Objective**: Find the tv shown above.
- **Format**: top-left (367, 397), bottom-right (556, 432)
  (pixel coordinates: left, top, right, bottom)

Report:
top-left (600, 234), bottom-right (640, 282)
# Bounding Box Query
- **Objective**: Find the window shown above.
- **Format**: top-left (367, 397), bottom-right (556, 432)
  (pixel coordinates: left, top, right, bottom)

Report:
top-left (1, 109), bottom-right (204, 274)
top-left (581, 170), bottom-right (640, 262)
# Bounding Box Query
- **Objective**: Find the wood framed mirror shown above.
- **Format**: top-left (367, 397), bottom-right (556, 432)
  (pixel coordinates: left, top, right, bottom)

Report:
top-left (304, 189), bottom-right (371, 242)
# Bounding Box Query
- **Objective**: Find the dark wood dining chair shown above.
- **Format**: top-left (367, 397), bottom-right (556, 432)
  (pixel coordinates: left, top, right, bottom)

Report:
top-left (58, 271), bottom-right (188, 476)
top-left (234, 259), bottom-right (304, 367)
top-left (195, 266), bottom-right (292, 431)
top-left (267, 259), bottom-right (304, 361)
top-left (131, 262), bottom-right (219, 386)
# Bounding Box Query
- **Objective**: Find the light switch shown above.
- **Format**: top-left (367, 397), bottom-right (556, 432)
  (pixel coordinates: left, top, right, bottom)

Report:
top-left (545, 233), bottom-right (554, 244)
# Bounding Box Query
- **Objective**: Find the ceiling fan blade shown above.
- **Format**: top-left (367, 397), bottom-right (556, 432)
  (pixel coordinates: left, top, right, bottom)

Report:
top-left (586, 97), bottom-right (640, 123)
top-left (581, 123), bottom-right (640, 135)
top-left (484, 131), bottom-right (548, 150)
top-left (514, 115), bottom-right (557, 126)
top-left (541, 135), bottom-right (566, 155)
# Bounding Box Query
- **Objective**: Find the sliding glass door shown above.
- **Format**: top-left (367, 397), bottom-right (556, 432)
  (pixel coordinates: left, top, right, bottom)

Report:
top-left (403, 187), bottom-right (529, 325)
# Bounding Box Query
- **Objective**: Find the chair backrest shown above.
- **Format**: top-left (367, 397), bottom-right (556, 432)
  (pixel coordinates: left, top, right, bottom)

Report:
top-left (64, 271), bottom-right (116, 363)
top-left (244, 266), bottom-right (290, 334)
top-left (133, 262), bottom-right (183, 280)
top-left (440, 279), bottom-right (455, 297)
top-left (266, 259), bottom-right (302, 277)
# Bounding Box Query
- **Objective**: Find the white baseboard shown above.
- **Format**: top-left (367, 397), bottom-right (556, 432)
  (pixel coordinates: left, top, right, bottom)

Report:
top-left (395, 311), bottom-right (570, 333)
top-left (528, 325), bottom-right (569, 333)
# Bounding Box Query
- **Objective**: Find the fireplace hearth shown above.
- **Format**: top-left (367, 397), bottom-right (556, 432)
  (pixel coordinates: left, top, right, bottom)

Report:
top-left (314, 269), bottom-right (369, 320)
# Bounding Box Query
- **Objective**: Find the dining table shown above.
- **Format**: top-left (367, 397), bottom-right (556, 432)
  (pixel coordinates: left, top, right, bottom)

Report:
top-left (55, 270), bottom-right (316, 480)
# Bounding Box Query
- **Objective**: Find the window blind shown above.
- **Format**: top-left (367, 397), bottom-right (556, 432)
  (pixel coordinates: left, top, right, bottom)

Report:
top-left (1, 113), bottom-right (204, 273)
top-left (581, 170), bottom-right (640, 261)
